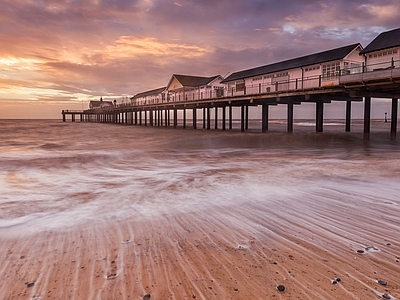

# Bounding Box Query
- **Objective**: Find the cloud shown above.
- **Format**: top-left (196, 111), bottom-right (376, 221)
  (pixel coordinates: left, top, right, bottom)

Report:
top-left (1, 0), bottom-right (400, 118)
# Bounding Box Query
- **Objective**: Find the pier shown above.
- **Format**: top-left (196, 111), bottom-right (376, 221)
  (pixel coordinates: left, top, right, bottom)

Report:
top-left (62, 70), bottom-right (399, 141)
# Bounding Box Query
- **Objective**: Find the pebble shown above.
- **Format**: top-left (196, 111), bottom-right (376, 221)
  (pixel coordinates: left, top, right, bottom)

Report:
top-left (237, 245), bottom-right (247, 250)
top-left (365, 246), bottom-right (379, 251)
top-left (357, 250), bottom-right (364, 254)
top-left (277, 285), bottom-right (285, 292)
top-left (378, 279), bottom-right (388, 286)
top-left (106, 274), bottom-right (117, 280)
top-left (382, 294), bottom-right (391, 299)
top-left (143, 294), bottom-right (151, 300)
top-left (336, 278), bottom-right (341, 282)
top-left (25, 281), bottom-right (34, 288)
top-left (332, 280), bottom-right (338, 284)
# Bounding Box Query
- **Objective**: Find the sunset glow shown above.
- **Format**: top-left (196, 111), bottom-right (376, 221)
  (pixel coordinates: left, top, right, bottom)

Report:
top-left (1, 0), bottom-right (400, 118)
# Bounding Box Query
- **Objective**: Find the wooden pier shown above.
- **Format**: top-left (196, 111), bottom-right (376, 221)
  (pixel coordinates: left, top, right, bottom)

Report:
top-left (62, 78), bottom-right (399, 141)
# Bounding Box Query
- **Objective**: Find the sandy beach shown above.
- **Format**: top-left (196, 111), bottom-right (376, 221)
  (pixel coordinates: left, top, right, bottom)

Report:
top-left (1, 193), bottom-right (399, 300)
top-left (1, 120), bottom-right (400, 299)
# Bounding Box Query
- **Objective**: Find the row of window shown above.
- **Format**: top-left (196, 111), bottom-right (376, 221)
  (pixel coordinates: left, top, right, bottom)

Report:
top-left (304, 66), bottom-right (320, 72)
top-left (368, 49), bottom-right (398, 58)
top-left (252, 72), bottom-right (289, 81)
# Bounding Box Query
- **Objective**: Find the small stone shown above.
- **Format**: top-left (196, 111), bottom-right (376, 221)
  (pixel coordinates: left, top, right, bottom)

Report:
top-left (106, 274), bottom-right (117, 280)
top-left (336, 278), bottom-right (341, 282)
top-left (357, 250), bottom-right (364, 254)
top-left (277, 285), bottom-right (285, 292)
top-left (192, 295), bottom-right (196, 299)
top-left (378, 279), bottom-right (388, 286)
top-left (143, 294), bottom-right (151, 300)
top-left (332, 280), bottom-right (337, 284)
top-left (25, 282), bottom-right (34, 287)
top-left (234, 288), bottom-right (239, 292)
top-left (382, 294), bottom-right (391, 299)
top-left (20, 256), bottom-right (25, 259)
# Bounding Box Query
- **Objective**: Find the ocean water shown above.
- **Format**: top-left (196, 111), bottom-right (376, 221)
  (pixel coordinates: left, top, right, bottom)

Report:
top-left (0, 119), bottom-right (399, 236)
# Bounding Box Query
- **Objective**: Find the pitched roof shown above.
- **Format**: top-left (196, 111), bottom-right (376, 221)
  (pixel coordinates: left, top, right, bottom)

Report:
top-left (132, 87), bottom-right (166, 99)
top-left (360, 28), bottom-right (400, 54)
top-left (221, 44), bottom-right (361, 83)
top-left (172, 74), bottom-right (221, 87)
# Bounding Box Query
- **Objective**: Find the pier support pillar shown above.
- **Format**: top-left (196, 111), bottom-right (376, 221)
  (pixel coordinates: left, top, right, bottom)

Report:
top-left (345, 100), bottom-right (351, 132)
top-left (245, 105), bottom-right (249, 130)
top-left (262, 104), bottom-right (269, 133)
top-left (207, 107), bottom-right (211, 130)
top-left (173, 109), bottom-right (177, 128)
top-left (222, 106), bottom-right (226, 130)
top-left (229, 106), bottom-right (233, 130)
top-left (241, 105), bottom-right (245, 132)
top-left (150, 110), bottom-right (153, 126)
top-left (391, 98), bottom-right (398, 140)
top-left (80, 114), bottom-right (83, 122)
top-left (215, 107), bottom-right (218, 129)
top-left (62, 112), bottom-right (66, 122)
top-left (144, 111), bottom-right (147, 126)
top-left (316, 101), bottom-right (324, 133)
top-left (203, 108), bottom-right (206, 129)
top-left (193, 108), bottom-right (197, 129)
top-left (363, 97), bottom-right (371, 141)
top-left (168, 110), bottom-right (171, 127)
top-left (287, 102), bottom-right (294, 133)
top-left (139, 111), bottom-right (142, 125)
top-left (183, 108), bottom-right (186, 129)
top-left (72, 114), bottom-right (75, 122)
top-left (134, 111), bottom-right (137, 125)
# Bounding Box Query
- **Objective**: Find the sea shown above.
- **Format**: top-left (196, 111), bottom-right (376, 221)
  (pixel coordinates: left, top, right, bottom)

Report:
top-left (1, 119), bottom-right (399, 237)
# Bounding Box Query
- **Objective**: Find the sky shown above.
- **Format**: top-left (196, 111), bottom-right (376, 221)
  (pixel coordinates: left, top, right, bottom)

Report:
top-left (1, 0), bottom-right (400, 119)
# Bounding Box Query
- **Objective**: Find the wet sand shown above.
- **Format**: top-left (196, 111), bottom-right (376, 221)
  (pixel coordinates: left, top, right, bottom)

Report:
top-left (1, 191), bottom-right (399, 300)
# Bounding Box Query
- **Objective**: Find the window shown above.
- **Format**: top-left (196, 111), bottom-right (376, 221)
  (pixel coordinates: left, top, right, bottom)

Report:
top-left (322, 62), bottom-right (340, 80)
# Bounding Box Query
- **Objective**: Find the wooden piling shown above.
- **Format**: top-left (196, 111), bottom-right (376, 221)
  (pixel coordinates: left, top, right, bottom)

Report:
top-left (363, 97), bottom-right (371, 141)
top-left (345, 100), bottom-right (351, 132)
top-left (287, 102), bottom-right (294, 133)
top-left (391, 98), bottom-right (398, 140)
